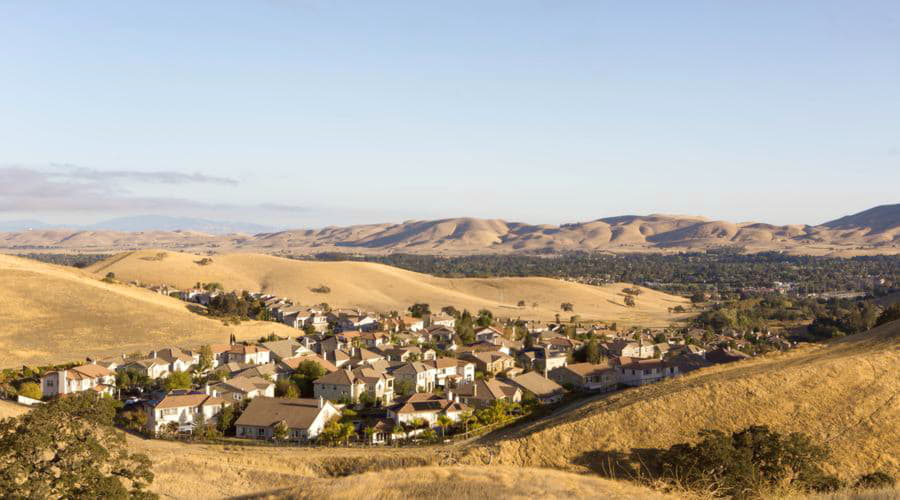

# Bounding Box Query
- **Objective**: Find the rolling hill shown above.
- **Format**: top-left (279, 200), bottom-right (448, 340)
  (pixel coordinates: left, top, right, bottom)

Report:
top-left (0, 254), bottom-right (298, 368)
top-left (462, 319), bottom-right (900, 480)
top-left (86, 250), bottom-right (691, 325)
top-left (1, 204), bottom-right (898, 256)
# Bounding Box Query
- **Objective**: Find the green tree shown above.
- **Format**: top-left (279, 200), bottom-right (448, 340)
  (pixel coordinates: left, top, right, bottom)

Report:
top-left (407, 303), bottom-right (431, 318)
top-left (216, 405), bottom-right (236, 435)
top-left (17, 381), bottom-right (42, 400)
top-left (273, 420), bottom-right (289, 442)
top-left (584, 338), bottom-right (601, 364)
top-left (875, 303), bottom-right (900, 327)
top-left (624, 295), bottom-right (636, 307)
top-left (197, 345), bottom-right (214, 372)
top-left (0, 394), bottom-right (156, 497)
top-left (560, 302), bottom-right (574, 312)
top-left (476, 309), bottom-right (494, 327)
top-left (436, 414), bottom-right (452, 439)
top-left (164, 371), bottom-right (192, 391)
top-left (457, 310), bottom-right (476, 344)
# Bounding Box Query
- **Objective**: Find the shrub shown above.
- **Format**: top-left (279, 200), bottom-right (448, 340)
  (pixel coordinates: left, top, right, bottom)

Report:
top-left (855, 471), bottom-right (896, 490)
top-left (657, 426), bottom-right (841, 498)
top-left (17, 381), bottom-right (42, 400)
top-left (310, 284), bottom-right (331, 294)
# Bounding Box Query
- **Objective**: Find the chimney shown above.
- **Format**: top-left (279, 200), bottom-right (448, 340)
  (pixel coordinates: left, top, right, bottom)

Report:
top-left (318, 396), bottom-right (324, 409)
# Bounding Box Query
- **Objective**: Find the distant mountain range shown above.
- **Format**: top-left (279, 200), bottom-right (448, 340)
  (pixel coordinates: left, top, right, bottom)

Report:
top-left (0, 204), bottom-right (897, 256)
top-left (0, 215), bottom-right (277, 235)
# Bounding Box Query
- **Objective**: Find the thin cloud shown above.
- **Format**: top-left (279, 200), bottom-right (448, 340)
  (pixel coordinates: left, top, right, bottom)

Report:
top-left (0, 166), bottom-right (304, 215)
top-left (49, 163), bottom-right (238, 185)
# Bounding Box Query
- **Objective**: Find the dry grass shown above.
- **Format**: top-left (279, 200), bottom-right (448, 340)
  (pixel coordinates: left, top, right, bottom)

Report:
top-left (87, 249), bottom-right (691, 325)
top-left (0, 254), bottom-right (299, 367)
top-left (462, 321), bottom-right (900, 480)
top-left (248, 465), bottom-right (681, 500)
top-left (0, 399), bottom-right (28, 419)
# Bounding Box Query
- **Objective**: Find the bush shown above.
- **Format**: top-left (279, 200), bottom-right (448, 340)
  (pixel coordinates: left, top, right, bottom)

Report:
top-left (657, 426), bottom-right (841, 498)
top-left (855, 471), bottom-right (896, 490)
top-left (310, 284), bottom-right (331, 294)
top-left (16, 381), bottom-right (42, 400)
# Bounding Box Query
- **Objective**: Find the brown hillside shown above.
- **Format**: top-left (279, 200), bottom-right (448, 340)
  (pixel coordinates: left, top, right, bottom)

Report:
top-left (0, 254), bottom-right (297, 368)
top-left (87, 250), bottom-right (690, 325)
top-left (463, 321), bottom-right (900, 479)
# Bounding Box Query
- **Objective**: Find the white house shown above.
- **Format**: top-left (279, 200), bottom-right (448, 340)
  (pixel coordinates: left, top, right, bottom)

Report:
top-left (234, 397), bottom-right (341, 442)
top-left (387, 393), bottom-right (469, 427)
top-left (615, 357), bottom-right (679, 386)
top-left (41, 364), bottom-right (116, 398)
top-left (146, 392), bottom-right (229, 434)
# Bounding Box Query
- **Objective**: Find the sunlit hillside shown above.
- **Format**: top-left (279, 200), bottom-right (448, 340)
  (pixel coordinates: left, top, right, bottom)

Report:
top-left (463, 320), bottom-right (900, 480)
top-left (87, 250), bottom-right (691, 325)
top-left (0, 254), bottom-right (297, 367)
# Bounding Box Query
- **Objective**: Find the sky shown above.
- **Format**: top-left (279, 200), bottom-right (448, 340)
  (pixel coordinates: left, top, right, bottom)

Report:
top-left (1, 0), bottom-right (898, 228)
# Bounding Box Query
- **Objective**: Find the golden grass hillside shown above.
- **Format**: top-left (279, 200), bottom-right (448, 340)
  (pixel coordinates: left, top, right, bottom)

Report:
top-left (0, 254), bottom-right (298, 367)
top-left (464, 320), bottom-right (900, 480)
top-left (124, 436), bottom-right (676, 499)
top-left (88, 250), bottom-right (690, 324)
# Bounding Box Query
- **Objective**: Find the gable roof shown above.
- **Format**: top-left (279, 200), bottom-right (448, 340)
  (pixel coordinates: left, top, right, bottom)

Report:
top-left (391, 393), bottom-right (469, 415)
top-left (508, 371), bottom-right (565, 397)
top-left (235, 397), bottom-right (333, 430)
top-left (153, 392), bottom-right (226, 410)
top-left (261, 339), bottom-right (302, 360)
top-left (280, 354), bottom-right (337, 373)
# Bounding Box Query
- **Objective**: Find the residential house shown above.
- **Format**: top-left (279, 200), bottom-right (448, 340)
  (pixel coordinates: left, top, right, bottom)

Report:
top-left (360, 331), bottom-right (389, 348)
top-left (459, 351), bottom-right (516, 375)
top-left (455, 379), bottom-right (522, 409)
top-left (234, 397), bottom-right (341, 442)
top-left (549, 363), bottom-right (617, 392)
top-left (387, 393), bottom-right (469, 426)
top-left (118, 358), bottom-right (171, 380)
top-left (390, 362), bottom-right (437, 393)
top-left (41, 364), bottom-right (116, 398)
top-left (474, 326), bottom-right (505, 343)
top-left (429, 312), bottom-right (456, 329)
top-left (277, 353), bottom-right (337, 376)
top-left (224, 344), bottom-right (271, 365)
top-left (146, 392), bottom-right (228, 434)
top-left (148, 347), bottom-right (198, 373)
top-left (400, 316), bottom-right (425, 332)
top-left (378, 345), bottom-right (435, 363)
top-left (261, 339), bottom-right (307, 362)
top-left (508, 371), bottom-right (566, 404)
top-left (207, 376), bottom-right (275, 404)
top-left (313, 369), bottom-right (367, 403)
top-left (615, 357), bottom-right (679, 386)
top-left (425, 357), bottom-right (474, 387)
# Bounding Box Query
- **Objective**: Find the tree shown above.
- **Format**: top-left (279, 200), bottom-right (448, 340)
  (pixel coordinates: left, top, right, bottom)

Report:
top-left (560, 302), bottom-right (574, 312)
top-left (216, 405), bottom-right (236, 435)
top-left (319, 418), bottom-right (354, 446)
top-left (17, 381), bottom-right (42, 400)
top-left (441, 305), bottom-right (459, 318)
top-left (273, 420), bottom-right (289, 442)
top-left (197, 345), bottom-right (214, 373)
top-left (0, 394), bottom-right (155, 497)
top-left (624, 295), bottom-right (636, 307)
top-left (658, 426), bottom-right (841, 498)
top-left (584, 338), bottom-right (601, 364)
top-left (395, 379), bottom-right (415, 397)
top-left (457, 310), bottom-right (476, 344)
top-left (164, 371), bottom-right (192, 391)
top-left (476, 309), bottom-right (493, 327)
top-left (362, 426), bottom-right (376, 445)
top-left (290, 360), bottom-right (327, 397)
top-left (875, 303), bottom-right (900, 327)
top-left (436, 414), bottom-right (452, 439)
top-left (517, 300), bottom-right (526, 308)
top-left (275, 379), bottom-right (299, 398)
top-left (407, 303), bottom-right (431, 318)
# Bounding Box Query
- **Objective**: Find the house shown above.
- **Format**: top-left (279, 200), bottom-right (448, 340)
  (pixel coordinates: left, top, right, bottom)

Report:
top-left (425, 357), bottom-right (474, 387)
top-left (474, 326), bottom-right (505, 343)
top-left (390, 362), bottom-right (437, 393)
top-left (207, 376), bottom-right (275, 404)
top-left (400, 316), bottom-right (425, 332)
top-left (429, 312), bottom-right (456, 329)
top-left (117, 358), bottom-right (171, 380)
top-left (604, 339), bottom-right (656, 359)
top-left (41, 364), bottom-right (116, 398)
top-left (705, 347), bottom-right (751, 365)
top-left (261, 339), bottom-right (306, 362)
top-left (454, 379), bottom-right (522, 409)
top-left (348, 348), bottom-right (385, 368)
top-left (146, 392), bottom-right (228, 434)
top-left (508, 371), bottom-right (566, 404)
top-left (387, 393), bottom-right (469, 426)
top-left (234, 397), bottom-right (341, 442)
top-left (277, 353), bottom-right (337, 376)
top-left (518, 347), bottom-right (568, 375)
top-left (313, 369), bottom-right (366, 403)
top-left (549, 363), bottom-right (617, 392)
top-left (615, 357), bottom-right (679, 386)
top-left (360, 331), bottom-right (389, 348)
top-left (224, 344), bottom-right (271, 365)
top-left (349, 367), bottom-right (395, 404)
top-left (379, 345), bottom-right (435, 363)
top-left (148, 347), bottom-right (198, 372)
top-left (459, 351), bottom-right (516, 375)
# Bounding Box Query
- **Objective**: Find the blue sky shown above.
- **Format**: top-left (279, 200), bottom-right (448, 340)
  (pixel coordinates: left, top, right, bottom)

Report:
top-left (1, 1), bottom-right (897, 228)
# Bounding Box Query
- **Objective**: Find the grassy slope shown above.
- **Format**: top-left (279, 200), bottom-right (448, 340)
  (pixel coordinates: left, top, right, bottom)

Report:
top-left (0, 254), bottom-right (298, 367)
top-left (88, 250), bottom-right (691, 325)
top-left (463, 320), bottom-right (900, 479)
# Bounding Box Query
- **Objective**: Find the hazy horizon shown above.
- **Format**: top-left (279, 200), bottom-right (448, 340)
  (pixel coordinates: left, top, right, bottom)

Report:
top-left (1, 1), bottom-right (898, 227)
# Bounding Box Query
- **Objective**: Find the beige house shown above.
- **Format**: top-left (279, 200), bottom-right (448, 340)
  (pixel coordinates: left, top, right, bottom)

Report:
top-left (235, 397), bottom-right (341, 442)
top-left (207, 376), bottom-right (275, 404)
top-left (508, 371), bottom-right (566, 404)
top-left (615, 357), bottom-right (679, 386)
top-left (459, 351), bottom-right (516, 375)
top-left (147, 392), bottom-right (228, 434)
top-left (391, 362), bottom-right (437, 393)
top-left (549, 363), bottom-right (617, 392)
top-left (224, 344), bottom-right (271, 365)
top-left (41, 364), bottom-right (116, 398)
top-left (387, 393), bottom-right (469, 426)
top-left (455, 379), bottom-right (522, 409)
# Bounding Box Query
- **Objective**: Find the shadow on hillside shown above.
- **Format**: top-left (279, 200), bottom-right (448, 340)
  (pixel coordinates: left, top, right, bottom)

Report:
top-left (185, 304), bottom-right (206, 315)
top-left (574, 447), bottom-right (665, 480)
